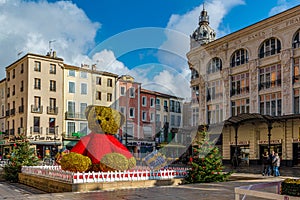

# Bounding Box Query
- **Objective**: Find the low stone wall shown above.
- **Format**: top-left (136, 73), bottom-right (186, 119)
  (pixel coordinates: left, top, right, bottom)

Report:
top-left (19, 173), bottom-right (183, 193)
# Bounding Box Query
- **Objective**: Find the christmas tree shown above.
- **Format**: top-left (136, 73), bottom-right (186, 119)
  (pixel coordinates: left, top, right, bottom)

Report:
top-left (3, 135), bottom-right (39, 182)
top-left (184, 130), bottom-right (231, 183)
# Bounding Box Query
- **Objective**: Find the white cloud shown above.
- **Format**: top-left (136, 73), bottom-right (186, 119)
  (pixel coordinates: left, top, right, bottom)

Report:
top-left (0, 0), bottom-right (100, 78)
top-left (269, 0), bottom-right (299, 16)
top-left (154, 0), bottom-right (245, 99)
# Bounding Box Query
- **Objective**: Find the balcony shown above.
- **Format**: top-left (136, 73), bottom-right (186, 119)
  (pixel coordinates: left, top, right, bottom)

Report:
top-left (47, 106), bottom-right (58, 115)
top-left (9, 129), bottom-right (14, 135)
top-left (31, 105), bottom-right (43, 113)
top-left (46, 127), bottom-right (57, 135)
top-left (10, 108), bottom-right (15, 116)
top-left (5, 110), bottom-right (9, 117)
top-left (65, 112), bottom-right (86, 120)
top-left (156, 105), bottom-right (161, 111)
top-left (259, 80), bottom-right (281, 91)
top-left (19, 105), bottom-right (24, 113)
top-left (30, 126), bottom-right (42, 134)
top-left (164, 106), bottom-right (168, 112)
top-left (18, 127), bottom-right (24, 134)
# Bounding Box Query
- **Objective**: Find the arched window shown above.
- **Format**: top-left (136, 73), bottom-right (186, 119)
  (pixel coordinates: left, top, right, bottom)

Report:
top-left (207, 57), bottom-right (222, 74)
top-left (191, 69), bottom-right (199, 80)
top-left (230, 49), bottom-right (249, 67)
top-left (293, 29), bottom-right (300, 48)
top-left (259, 37), bottom-right (281, 58)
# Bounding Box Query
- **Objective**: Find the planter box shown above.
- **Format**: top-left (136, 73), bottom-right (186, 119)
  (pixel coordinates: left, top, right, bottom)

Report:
top-left (281, 179), bottom-right (300, 197)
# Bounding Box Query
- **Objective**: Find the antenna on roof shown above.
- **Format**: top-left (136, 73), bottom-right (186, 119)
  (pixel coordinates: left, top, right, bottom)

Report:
top-left (17, 51), bottom-right (23, 58)
top-left (47, 40), bottom-right (56, 56)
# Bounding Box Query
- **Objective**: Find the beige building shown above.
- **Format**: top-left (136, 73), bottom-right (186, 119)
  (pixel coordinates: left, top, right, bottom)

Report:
top-left (187, 5), bottom-right (300, 166)
top-left (5, 52), bottom-right (64, 158)
top-left (0, 79), bottom-right (6, 153)
top-left (62, 64), bottom-right (118, 148)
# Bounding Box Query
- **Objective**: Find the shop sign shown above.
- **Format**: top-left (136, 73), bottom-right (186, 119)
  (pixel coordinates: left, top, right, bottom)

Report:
top-left (229, 141), bottom-right (249, 145)
top-left (258, 139), bottom-right (281, 144)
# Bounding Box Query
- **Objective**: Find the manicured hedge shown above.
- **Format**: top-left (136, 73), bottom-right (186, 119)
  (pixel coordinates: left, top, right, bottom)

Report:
top-left (281, 178), bottom-right (300, 197)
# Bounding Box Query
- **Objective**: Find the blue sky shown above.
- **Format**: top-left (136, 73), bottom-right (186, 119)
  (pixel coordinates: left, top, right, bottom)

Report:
top-left (0, 0), bottom-right (299, 98)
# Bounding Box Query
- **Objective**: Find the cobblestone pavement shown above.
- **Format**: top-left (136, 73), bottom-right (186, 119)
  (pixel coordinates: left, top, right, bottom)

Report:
top-left (0, 173), bottom-right (296, 200)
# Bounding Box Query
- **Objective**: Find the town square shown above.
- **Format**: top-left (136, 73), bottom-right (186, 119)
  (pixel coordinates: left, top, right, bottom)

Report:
top-left (0, 0), bottom-right (299, 199)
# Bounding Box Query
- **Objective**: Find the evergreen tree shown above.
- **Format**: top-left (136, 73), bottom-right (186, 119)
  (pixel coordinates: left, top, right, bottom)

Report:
top-left (184, 130), bottom-right (231, 183)
top-left (3, 135), bottom-right (39, 182)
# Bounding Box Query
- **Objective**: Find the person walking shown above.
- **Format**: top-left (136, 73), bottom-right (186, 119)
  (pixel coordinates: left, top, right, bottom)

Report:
top-left (262, 151), bottom-right (269, 176)
top-left (272, 152), bottom-right (280, 177)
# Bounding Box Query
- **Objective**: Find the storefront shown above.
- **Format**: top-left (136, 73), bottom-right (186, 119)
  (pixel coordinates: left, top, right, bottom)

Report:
top-left (258, 139), bottom-right (282, 164)
top-left (293, 139), bottom-right (300, 166)
top-left (230, 141), bottom-right (250, 166)
top-left (31, 141), bottom-right (61, 159)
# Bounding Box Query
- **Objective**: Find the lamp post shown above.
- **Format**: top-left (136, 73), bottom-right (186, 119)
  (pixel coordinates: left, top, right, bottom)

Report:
top-left (267, 122), bottom-right (272, 155)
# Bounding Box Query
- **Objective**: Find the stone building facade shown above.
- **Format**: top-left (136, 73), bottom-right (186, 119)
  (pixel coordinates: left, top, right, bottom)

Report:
top-left (187, 5), bottom-right (300, 166)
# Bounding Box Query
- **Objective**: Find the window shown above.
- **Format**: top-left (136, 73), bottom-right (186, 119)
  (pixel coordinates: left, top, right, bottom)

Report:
top-left (171, 115), bottom-right (175, 126)
top-left (80, 103), bottom-right (87, 118)
top-left (260, 93), bottom-right (281, 116)
top-left (67, 122), bottom-right (75, 134)
top-left (21, 63), bottom-right (24, 74)
top-left (81, 83), bottom-right (87, 94)
top-left (120, 107), bottom-right (125, 115)
top-left (164, 115), bottom-right (168, 123)
top-left (34, 96), bottom-right (41, 108)
top-left (107, 78), bottom-right (113, 87)
top-left (50, 64), bottom-right (56, 74)
top-left (231, 49), bottom-right (249, 67)
top-left (49, 118), bottom-right (55, 134)
top-left (96, 91), bottom-right (101, 100)
top-left (164, 100), bottom-right (168, 112)
top-left (50, 98), bottom-right (56, 109)
top-left (20, 117), bottom-right (23, 128)
top-left (80, 71), bottom-right (87, 78)
top-left (259, 37), bottom-right (281, 58)
top-left (207, 104), bottom-right (223, 124)
top-left (142, 96), bottom-right (147, 106)
top-left (207, 57), bottom-right (222, 74)
top-left (293, 57), bottom-right (300, 83)
top-left (176, 116), bottom-right (181, 127)
top-left (7, 72), bottom-right (10, 81)
top-left (96, 77), bottom-right (101, 85)
top-left (191, 69), bottom-right (199, 80)
top-left (259, 64), bottom-right (281, 90)
top-left (294, 89), bottom-right (300, 114)
top-left (142, 111), bottom-right (147, 121)
top-left (7, 88), bottom-right (9, 98)
top-left (207, 80), bottom-right (223, 101)
top-left (20, 80), bottom-right (24, 92)
top-left (1, 105), bottom-right (4, 117)
top-left (129, 107), bottom-right (135, 118)
top-left (34, 117), bottom-right (40, 132)
top-left (129, 87), bottom-right (135, 98)
top-left (293, 29), bottom-right (300, 48)
top-left (68, 69), bottom-right (75, 77)
top-left (231, 73), bottom-right (250, 96)
top-left (69, 82), bottom-right (75, 93)
top-left (80, 123), bottom-right (88, 136)
top-left (231, 99), bottom-right (250, 116)
top-left (34, 78), bottom-right (41, 89)
top-left (150, 113), bottom-right (154, 122)
top-left (12, 85), bottom-right (15, 96)
top-left (34, 61), bottom-right (41, 72)
top-left (12, 69), bottom-right (15, 79)
top-left (150, 98), bottom-right (155, 107)
top-left (50, 80), bottom-right (56, 92)
top-left (107, 93), bottom-right (112, 102)
top-left (120, 86), bottom-right (125, 96)
top-left (156, 114), bottom-right (161, 122)
top-left (68, 101), bottom-right (75, 117)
